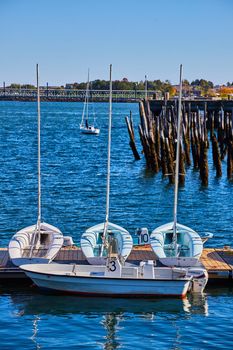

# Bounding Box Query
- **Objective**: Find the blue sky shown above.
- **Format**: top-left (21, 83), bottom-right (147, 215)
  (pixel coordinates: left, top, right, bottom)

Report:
top-left (1, 0), bottom-right (232, 85)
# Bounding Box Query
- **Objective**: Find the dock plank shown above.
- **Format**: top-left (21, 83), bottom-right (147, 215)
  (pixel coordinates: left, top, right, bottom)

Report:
top-left (0, 246), bottom-right (233, 284)
top-left (200, 248), bottom-right (231, 270)
top-left (0, 249), bottom-right (8, 267)
top-left (215, 249), bottom-right (233, 270)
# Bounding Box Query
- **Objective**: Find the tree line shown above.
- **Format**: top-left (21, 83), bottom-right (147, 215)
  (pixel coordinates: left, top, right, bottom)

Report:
top-left (6, 79), bottom-right (232, 98)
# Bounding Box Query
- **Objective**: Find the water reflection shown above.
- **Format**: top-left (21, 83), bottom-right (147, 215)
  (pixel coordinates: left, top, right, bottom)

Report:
top-left (31, 316), bottom-right (41, 350)
top-left (10, 291), bottom-right (188, 316)
top-left (184, 293), bottom-right (209, 316)
top-left (102, 313), bottom-right (120, 350)
top-left (2, 286), bottom-right (212, 350)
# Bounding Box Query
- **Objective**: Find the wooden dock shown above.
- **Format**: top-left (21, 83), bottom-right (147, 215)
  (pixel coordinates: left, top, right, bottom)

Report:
top-left (0, 245), bottom-right (233, 284)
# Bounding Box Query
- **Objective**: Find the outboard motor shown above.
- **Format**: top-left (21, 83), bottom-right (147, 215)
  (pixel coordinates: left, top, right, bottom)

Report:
top-left (188, 268), bottom-right (208, 293)
top-left (63, 236), bottom-right (74, 247)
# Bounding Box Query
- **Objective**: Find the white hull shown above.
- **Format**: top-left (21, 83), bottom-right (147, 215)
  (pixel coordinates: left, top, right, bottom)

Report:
top-left (80, 125), bottom-right (100, 135)
top-left (81, 222), bottom-right (133, 265)
top-left (21, 263), bottom-right (191, 298)
top-left (150, 222), bottom-right (203, 267)
top-left (9, 222), bottom-right (64, 267)
top-left (25, 272), bottom-right (191, 297)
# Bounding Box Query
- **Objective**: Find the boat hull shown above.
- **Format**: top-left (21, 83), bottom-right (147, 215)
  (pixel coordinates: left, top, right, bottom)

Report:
top-left (23, 270), bottom-right (191, 298)
top-left (150, 222), bottom-right (203, 267)
top-left (80, 126), bottom-right (100, 135)
top-left (81, 222), bottom-right (133, 265)
top-left (8, 222), bottom-right (64, 267)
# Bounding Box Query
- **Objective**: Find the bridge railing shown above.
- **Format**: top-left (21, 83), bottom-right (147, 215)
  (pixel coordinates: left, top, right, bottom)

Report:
top-left (0, 88), bottom-right (157, 100)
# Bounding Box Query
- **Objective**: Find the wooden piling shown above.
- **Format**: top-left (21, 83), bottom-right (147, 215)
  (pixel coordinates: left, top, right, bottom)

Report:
top-left (138, 124), bottom-right (150, 168)
top-left (179, 143), bottom-right (185, 186)
top-left (211, 134), bottom-right (222, 177)
top-left (160, 131), bottom-right (168, 176)
top-left (227, 141), bottom-right (233, 180)
top-left (148, 118), bottom-right (159, 172)
top-left (154, 117), bottom-right (161, 166)
top-left (132, 100), bottom-right (233, 185)
top-left (125, 112), bottom-right (141, 160)
top-left (165, 137), bottom-right (175, 184)
top-left (199, 140), bottom-right (209, 186)
top-left (183, 122), bottom-right (191, 166)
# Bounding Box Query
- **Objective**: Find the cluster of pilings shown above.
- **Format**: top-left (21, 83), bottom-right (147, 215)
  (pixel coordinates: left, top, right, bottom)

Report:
top-left (126, 100), bottom-right (233, 186)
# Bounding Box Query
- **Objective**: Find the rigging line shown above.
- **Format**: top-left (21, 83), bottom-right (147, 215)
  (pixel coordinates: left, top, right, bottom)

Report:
top-left (80, 69), bottom-right (89, 126)
top-left (101, 64), bottom-right (112, 256)
top-left (173, 64), bottom-right (183, 247)
top-left (86, 68), bottom-right (90, 122)
top-left (37, 63), bottom-right (41, 227)
top-left (90, 83), bottom-right (97, 125)
top-left (30, 64), bottom-right (41, 258)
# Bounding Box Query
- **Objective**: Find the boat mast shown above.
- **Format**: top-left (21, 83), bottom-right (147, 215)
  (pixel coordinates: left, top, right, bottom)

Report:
top-left (80, 69), bottom-right (90, 127)
top-left (101, 64), bottom-right (112, 256)
top-left (37, 63), bottom-right (41, 229)
top-left (30, 64), bottom-right (41, 258)
top-left (86, 69), bottom-right (90, 124)
top-left (173, 64), bottom-right (183, 247)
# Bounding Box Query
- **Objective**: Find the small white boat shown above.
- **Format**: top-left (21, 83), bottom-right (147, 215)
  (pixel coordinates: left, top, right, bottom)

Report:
top-left (80, 124), bottom-right (100, 135)
top-left (150, 222), bottom-right (203, 267)
top-left (81, 222), bottom-right (133, 265)
top-left (8, 222), bottom-right (64, 266)
top-left (80, 69), bottom-right (100, 135)
top-left (81, 65), bottom-right (133, 264)
top-left (20, 258), bottom-right (196, 298)
top-left (8, 65), bottom-right (63, 266)
top-left (151, 65), bottom-right (203, 267)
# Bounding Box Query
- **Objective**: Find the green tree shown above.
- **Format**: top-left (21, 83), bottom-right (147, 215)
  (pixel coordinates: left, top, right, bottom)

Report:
top-left (9, 83), bottom-right (21, 88)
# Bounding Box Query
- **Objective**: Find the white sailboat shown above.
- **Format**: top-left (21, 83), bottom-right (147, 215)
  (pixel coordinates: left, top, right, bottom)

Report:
top-left (80, 69), bottom-right (100, 135)
top-left (81, 65), bottom-right (133, 265)
top-left (150, 65), bottom-right (203, 267)
top-left (8, 64), bottom-right (64, 267)
top-left (81, 222), bottom-right (133, 265)
top-left (20, 258), bottom-right (205, 297)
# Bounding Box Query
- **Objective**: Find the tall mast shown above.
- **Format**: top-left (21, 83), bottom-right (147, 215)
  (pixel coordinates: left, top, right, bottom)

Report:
top-left (101, 64), bottom-right (112, 256)
top-left (86, 68), bottom-right (90, 122)
top-left (29, 64), bottom-right (41, 258)
top-left (173, 64), bottom-right (183, 246)
top-left (37, 63), bottom-right (41, 227)
top-left (80, 69), bottom-right (90, 127)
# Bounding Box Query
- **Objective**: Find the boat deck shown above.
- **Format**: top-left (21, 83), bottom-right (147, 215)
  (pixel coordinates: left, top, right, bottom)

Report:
top-left (0, 245), bottom-right (233, 284)
top-left (22, 246), bottom-right (49, 258)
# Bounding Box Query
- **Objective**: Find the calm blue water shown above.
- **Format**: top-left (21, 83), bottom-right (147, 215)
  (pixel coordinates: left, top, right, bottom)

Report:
top-left (0, 101), bottom-right (233, 349)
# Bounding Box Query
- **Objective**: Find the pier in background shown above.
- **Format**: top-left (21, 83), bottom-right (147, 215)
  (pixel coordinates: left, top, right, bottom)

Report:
top-left (0, 88), bottom-right (155, 102)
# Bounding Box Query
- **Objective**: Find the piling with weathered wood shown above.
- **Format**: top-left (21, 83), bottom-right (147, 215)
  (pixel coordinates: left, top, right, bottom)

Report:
top-left (125, 99), bottom-right (233, 186)
top-left (125, 111), bottom-right (141, 161)
top-left (199, 140), bottom-right (209, 186)
top-left (138, 101), bottom-right (159, 172)
top-left (227, 141), bottom-right (233, 179)
top-left (211, 134), bottom-right (222, 177)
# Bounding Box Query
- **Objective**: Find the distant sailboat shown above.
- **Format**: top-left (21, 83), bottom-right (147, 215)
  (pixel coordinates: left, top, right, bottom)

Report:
top-left (80, 69), bottom-right (100, 135)
top-left (150, 65), bottom-right (203, 267)
top-left (8, 64), bottom-right (64, 267)
top-left (81, 64), bottom-right (133, 265)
